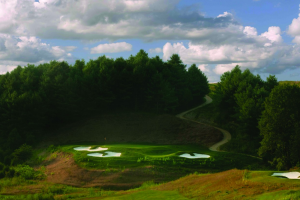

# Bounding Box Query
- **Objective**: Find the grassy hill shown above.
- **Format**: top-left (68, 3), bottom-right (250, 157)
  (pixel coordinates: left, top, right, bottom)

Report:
top-left (1, 90), bottom-right (300, 199)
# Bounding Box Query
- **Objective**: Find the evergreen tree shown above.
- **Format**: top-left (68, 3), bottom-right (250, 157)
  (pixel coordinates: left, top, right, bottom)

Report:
top-left (258, 84), bottom-right (300, 170)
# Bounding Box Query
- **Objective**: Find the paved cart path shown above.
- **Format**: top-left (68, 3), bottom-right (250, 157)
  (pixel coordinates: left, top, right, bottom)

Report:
top-left (176, 95), bottom-right (231, 152)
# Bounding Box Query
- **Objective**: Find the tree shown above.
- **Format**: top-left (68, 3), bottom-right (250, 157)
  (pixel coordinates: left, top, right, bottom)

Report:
top-left (213, 65), bottom-right (243, 124)
top-left (258, 84), bottom-right (300, 170)
top-left (187, 64), bottom-right (210, 105)
top-left (146, 73), bottom-right (178, 113)
top-left (166, 54), bottom-right (189, 108)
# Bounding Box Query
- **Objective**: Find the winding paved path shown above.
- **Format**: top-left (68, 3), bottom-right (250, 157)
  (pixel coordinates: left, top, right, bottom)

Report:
top-left (176, 95), bottom-right (231, 152)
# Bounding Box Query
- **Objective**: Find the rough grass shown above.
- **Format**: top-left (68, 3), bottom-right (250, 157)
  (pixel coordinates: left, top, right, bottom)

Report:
top-left (279, 81), bottom-right (300, 87)
top-left (20, 144), bottom-right (264, 190)
top-left (16, 169), bottom-right (298, 200)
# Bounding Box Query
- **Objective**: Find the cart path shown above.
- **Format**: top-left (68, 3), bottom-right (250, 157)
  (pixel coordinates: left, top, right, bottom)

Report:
top-left (176, 95), bottom-right (231, 152)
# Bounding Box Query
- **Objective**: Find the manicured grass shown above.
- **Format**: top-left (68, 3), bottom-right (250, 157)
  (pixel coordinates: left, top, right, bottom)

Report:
top-left (59, 144), bottom-right (265, 172)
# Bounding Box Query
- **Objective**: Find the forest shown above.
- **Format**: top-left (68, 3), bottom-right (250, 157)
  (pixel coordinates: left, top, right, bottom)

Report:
top-left (0, 50), bottom-right (209, 167)
top-left (0, 49), bottom-right (300, 183)
top-left (212, 66), bottom-right (300, 170)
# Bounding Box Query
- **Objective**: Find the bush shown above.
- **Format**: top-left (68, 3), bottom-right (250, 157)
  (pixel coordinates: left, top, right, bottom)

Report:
top-left (14, 165), bottom-right (46, 180)
top-left (0, 162), bottom-right (4, 171)
top-left (0, 170), bottom-right (5, 179)
top-left (5, 168), bottom-right (15, 178)
top-left (12, 144), bottom-right (33, 165)
top-left (4, 156), bottom-right (11, 166)
top-left (0, 149), bottom-right (4, 163)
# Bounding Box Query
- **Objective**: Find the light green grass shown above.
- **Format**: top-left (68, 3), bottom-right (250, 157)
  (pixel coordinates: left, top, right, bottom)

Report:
top-left (58, 144), bottom-right (265, 172)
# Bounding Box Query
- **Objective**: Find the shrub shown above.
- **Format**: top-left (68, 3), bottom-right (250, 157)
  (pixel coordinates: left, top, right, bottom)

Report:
top-left (12, 144), bottom-right (33, 165)
top-left (0, 170), bottom-right (5, 179)
top-left (0, 162), bottom-right (4, 171)
top-left (14, 165), bottom-right (35, 180)
top-left (4, 156), bottom-right (11, 166)
top-left (14, 165), bottom-right (46, 180)
top-left (0, 149), bottom-right (4, 162)
top-left (5, 168), bottom-right (15, 178)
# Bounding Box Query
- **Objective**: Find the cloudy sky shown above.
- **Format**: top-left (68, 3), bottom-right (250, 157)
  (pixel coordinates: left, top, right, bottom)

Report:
top-left (1, 0), bottom-right (300, 82)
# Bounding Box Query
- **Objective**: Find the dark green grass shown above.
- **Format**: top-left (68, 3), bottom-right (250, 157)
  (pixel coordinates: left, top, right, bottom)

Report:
top-left (59, 144), bottom-right (266, 172)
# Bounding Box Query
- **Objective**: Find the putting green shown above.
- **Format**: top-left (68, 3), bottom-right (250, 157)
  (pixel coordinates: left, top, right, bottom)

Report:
top-left (59, 144), bottom-right (263, 172)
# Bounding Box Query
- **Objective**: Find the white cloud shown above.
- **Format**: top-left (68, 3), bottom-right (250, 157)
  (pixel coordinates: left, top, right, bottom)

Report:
top-left (287, 10), bottom-right (300, 44)
top-left (260, 26), bottom-right (282, 44)
top-left (0, 64), bottom-right (17, 74)
top-left (243, 26), bottom-right (257, 37)
top-left (162, 24), bottom-right (300, 75)
top-left (0, 33), bottom-right (75, 73)
top-left (217, 12), bottom-right (233, 19)
top-left (0, 0), bottom-right (238, 43)
top-left (149, 47), bottom-right (162, 53)
top-left (213, 64), bottom-right (236, 75)
top-left (60, 46), bottom-right (77, 52)
top-left (198, 64), bottom-right (209, 72)
top-left (90, 42), bottom-right (132, 54)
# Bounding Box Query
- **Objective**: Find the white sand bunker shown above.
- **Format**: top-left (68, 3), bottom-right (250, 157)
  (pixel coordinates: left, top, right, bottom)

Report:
top-left (87, 151), bottom-right (121, 157)
top-left (73, 146), bottom-right (108, 151)
top-left (179, 153), bottom-right (210, 159)
top-left (272, 172), bottom-right (300, 179)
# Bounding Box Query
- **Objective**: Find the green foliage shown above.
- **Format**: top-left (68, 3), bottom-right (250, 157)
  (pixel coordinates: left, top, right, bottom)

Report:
top-left (12, 144), bottom-right (33, 165)
top-left (258, 84), bottom-right (300, 170)
top-left (0, 193), bottom-right (54, 200)
top-left (187, 64), bottom-right (210, 104)
top-left (212, 66), bottom-right (279, 155)
top-left (0, 51), bottom-right (209, 154)
top-left (14, 165), bottom-right (46, 180)
top-left (0, 163), bottom-right (4, 171)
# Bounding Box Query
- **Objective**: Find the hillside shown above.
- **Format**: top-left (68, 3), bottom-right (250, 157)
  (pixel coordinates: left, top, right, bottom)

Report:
top-left (39, 111), bottom-right (222, 148)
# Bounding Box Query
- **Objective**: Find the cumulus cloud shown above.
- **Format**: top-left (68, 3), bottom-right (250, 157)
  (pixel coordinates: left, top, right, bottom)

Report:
top-left (149, 47), bottom-right (162, 53)
top-left (287, 6), bottom-right (300, 44)
top-left (162, 24), bottom-right (300, 75)
top-left (90, 42), bottom-right (132, 54)
top-left (0, 33), bottom-right (76, 74)
top-left (0, 0), bottom-right (240, 43)
top-left (198, 64), bottom-right (209, 72)
top-left (0, 0), bottom-right (300, 79)
top-left (60, 46), bottom-right (77, 52)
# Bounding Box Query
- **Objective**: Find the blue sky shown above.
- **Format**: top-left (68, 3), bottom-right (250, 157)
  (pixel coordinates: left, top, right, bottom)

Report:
top-left (1, 0), bottom-right (300, 82)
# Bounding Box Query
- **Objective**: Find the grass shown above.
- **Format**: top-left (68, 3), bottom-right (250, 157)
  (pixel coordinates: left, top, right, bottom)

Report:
top-left (59, 144), bottom-right (265, 172)
top-left (2, 81), bottom-right (299, 199)
top-left (279, 81), bottom-right (300, 87)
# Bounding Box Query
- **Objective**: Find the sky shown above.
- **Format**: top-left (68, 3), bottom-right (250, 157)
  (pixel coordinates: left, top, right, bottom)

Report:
top-left (1, 0), bottom-right (300, 83)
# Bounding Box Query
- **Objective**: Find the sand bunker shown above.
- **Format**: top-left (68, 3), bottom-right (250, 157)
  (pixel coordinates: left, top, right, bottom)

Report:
top-left (87, 151), bottom-right (121, 157)
top-left (179, 153), bottom-right (210, 159)
top-left (73, 146), bottom-right (108, 151)
top-left (272, 172), bottom-right (300, 179)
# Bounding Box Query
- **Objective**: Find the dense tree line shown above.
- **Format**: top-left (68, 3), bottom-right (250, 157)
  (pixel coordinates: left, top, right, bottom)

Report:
top-left (258, 84), bottom-right (300, 170)
top-left (0, 50), bottom-right (209, 165)
top-left (213, 65), bottom-right (300, 170)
